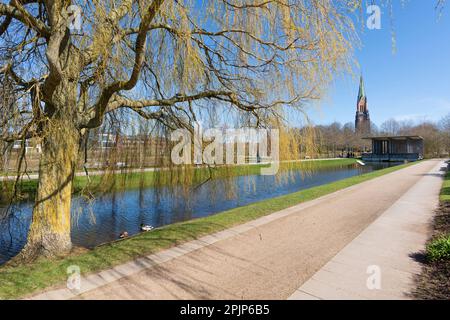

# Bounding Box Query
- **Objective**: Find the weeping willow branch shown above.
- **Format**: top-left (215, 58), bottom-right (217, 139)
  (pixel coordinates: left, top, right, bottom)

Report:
top-left (0, 0), bottom-right (388, 260)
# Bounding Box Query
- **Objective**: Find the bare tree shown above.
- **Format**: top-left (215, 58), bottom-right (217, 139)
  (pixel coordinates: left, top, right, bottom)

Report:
top-left (439, 113), bottom-right (450, 156)
top-left (407, 122), bottom-right (446, 158)
top-left (380, 118), bottom-right (401, 136)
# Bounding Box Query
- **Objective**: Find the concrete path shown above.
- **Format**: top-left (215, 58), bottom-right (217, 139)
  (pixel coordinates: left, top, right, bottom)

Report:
top-left (30, 160), bottom-right (445, 300)
top-left (289, 159), bottom-right (446, 300)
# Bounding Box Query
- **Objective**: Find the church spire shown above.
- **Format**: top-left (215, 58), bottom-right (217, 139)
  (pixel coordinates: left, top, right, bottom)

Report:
top-left (358, 75), bottom-right (366, 102)
top-left (355, 75), bottom-right (370, 134)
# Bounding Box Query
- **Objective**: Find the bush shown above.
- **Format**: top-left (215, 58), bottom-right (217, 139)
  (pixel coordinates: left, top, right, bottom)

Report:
top-left (427, 235), bottom-right (450, 262)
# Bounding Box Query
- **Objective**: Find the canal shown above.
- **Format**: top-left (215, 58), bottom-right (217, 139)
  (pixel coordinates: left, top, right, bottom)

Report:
top-left (0, 161), bottom-right (399, 264)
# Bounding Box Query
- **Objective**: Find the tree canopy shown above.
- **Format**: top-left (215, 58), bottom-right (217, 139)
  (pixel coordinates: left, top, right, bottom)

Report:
top-left (0, 0), bottom-right (360, 139)
top-left (0, 0), bottom-right (365, 260)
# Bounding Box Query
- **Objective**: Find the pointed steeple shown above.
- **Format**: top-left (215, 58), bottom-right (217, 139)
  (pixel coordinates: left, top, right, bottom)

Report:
top-left (355, 74), bottom-right (370, 134)
top-left (358, 75), bottom-right (366, 102)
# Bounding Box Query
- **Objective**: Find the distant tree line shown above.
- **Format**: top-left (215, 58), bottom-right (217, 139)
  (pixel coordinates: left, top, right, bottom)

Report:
top-left (313, 114), bottom-right (450, 158)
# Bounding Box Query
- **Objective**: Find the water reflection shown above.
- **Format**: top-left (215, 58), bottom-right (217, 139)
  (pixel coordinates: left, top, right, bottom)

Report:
top-left (0, 162), bottom-right (397, 264)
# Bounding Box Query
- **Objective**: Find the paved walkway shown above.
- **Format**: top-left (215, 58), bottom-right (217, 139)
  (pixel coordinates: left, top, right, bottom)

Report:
top-left (289, 160), bottom-right (446, 300)
top-left (30, 160), bottom-right (445, 300)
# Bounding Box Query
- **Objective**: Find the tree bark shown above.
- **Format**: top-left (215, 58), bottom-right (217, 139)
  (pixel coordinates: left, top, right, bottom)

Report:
top-left (16, 117), bottom-right (80, 261)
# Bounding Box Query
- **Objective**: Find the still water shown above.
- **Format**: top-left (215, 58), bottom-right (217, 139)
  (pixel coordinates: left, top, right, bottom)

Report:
top-left (0, 162), bottom-right (398, 264)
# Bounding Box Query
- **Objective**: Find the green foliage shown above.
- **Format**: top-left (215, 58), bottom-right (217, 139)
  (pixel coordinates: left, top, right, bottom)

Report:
top-left (440, 170), bottom-right (450, 202)
top-left (426, 235), bottom-right (450, 262)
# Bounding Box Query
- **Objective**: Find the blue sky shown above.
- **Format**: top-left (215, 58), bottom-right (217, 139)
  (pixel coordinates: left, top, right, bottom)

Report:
top-left (305, 0), bottom-right (450, 127)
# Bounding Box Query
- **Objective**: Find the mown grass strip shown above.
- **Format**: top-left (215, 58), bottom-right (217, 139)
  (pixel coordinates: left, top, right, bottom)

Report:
top-left (0, 160), bottom-right (417, 299)
top-left (440, 170), bottom-right (450, 202)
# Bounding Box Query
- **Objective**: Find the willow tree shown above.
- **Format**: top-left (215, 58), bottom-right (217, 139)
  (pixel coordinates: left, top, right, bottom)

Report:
top-left (0, 0), bottom-right (358, 260)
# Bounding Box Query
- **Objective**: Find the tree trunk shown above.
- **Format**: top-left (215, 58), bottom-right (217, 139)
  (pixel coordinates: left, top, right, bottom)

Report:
top-left (17, 118), bottom-right (80, 261)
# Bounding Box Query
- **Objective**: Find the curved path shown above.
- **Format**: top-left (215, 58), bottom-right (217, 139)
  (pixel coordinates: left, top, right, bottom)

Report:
top-left (32, 160), bottom-right (446, 300)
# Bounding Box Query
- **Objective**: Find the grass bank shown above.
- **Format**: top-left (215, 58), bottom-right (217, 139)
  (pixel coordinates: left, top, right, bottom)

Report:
top-left (414, 166), bottom-right (450, 300)
top-left (0, 160), bottom-right (417, 299)
top-left (1, 159), bottom-right (357, 202)
top-left (440, 168), bottom-right (450, 202)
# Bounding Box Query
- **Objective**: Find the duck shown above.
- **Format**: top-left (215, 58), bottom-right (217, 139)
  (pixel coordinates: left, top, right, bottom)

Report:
top-left (140, 224), bottom-right (154, 232)
top-left (119, 231), bottom-right (129, 239)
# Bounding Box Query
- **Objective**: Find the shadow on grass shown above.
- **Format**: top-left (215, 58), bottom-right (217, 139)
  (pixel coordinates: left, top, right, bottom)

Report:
top-left (442, 187), bottom-right (450, 196)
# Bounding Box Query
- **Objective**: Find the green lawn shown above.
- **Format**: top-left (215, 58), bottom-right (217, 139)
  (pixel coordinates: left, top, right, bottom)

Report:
top-left (0, 160), bottom-right (418, 299)
top-left (440, 169), bottom-right (450, 202)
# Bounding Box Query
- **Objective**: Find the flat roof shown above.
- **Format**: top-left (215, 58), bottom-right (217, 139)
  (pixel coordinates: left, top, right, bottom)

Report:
top-left (362, 135), bottom-right (424, 141)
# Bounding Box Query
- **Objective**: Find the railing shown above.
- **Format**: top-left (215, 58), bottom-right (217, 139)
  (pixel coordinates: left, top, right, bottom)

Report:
top-left (362, 153), bottom-right (422, 162)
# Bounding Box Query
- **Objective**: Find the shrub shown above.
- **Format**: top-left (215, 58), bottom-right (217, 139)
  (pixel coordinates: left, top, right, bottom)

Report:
top-left (427, 235), bottom-right (450, 262)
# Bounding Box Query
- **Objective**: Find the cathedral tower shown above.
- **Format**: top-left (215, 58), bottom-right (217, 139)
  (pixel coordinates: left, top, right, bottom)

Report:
top-left (355, 76), bottom-right (371, 134)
